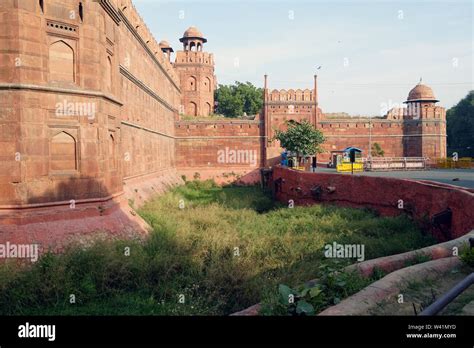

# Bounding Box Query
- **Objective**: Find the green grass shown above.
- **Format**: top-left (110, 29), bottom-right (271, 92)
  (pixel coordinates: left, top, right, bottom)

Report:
top-left (0, 180), bottom-right (436, 315)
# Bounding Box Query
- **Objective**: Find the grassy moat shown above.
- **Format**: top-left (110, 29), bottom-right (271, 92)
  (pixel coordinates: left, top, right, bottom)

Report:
top-left (0, 180), bottom-right (437, 315)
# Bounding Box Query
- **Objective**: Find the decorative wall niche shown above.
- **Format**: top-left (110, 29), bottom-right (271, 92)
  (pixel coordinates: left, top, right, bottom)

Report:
top-left (47, 35), bottom-right (77, 84)
top-left (49, 129), bottom-right (79, 173)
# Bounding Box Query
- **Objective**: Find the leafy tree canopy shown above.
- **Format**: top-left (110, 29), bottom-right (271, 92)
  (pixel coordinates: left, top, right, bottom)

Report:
top-left (371, 142), bottom-right (385, 157)
top-left (447, 91), bottom-right (474, 157)
top-left (274, 120), bottom-right (326, 157)
top-left (214, 81), bottom-right (263, 118)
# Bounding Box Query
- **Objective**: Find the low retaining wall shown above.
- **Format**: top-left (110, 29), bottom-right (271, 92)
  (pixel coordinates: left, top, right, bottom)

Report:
top-left (319, 257), bottom-right (462, 316)
top-left (231, 232), bottom-right (473, 316)
top-left (345, 230), bottom-right (473, 277)
top-left (270, 167), bottom-right (474, 241)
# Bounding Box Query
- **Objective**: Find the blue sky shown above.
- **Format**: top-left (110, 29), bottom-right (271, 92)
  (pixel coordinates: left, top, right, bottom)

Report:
top-left (134, 0), bottom-right (473, 115)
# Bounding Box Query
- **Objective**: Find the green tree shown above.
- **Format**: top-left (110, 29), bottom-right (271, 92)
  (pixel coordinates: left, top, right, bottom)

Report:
top-left (371, 142), bottom-right (385, 157)
top-left (447, 91), bottom-right (474, 157)
top-left (274, 120), bottom-right (326, 157)
top-left (215, 81), bottom-right (263, 118)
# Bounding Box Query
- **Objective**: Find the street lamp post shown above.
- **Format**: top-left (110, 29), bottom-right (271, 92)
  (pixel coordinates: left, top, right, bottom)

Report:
top-left (368, 118), bottom-right (373, 168)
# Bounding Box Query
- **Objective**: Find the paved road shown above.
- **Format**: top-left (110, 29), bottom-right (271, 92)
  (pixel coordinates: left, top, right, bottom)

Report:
top-left (314, 168), bottom-right (474, 189)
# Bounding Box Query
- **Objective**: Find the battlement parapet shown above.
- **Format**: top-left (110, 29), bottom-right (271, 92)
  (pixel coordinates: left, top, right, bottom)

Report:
top-left (175, 51), bottom-right (215, 66)
top-left (116, 0), bottom-right (179, 82)
top-left (268, 89), bottom-right (315, 102)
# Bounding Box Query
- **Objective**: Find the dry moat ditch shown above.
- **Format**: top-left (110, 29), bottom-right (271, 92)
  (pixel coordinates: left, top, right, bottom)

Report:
top-left (2, 180), bottom-right (471, 316)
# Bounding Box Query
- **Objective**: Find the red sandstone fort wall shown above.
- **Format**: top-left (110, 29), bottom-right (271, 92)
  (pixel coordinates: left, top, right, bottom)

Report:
top-left (0, 0), bottom-right (182, 233)
top-left (317, 107), bottom-right (446, 161)
top-left (1, 0), bottom-right (124, 207)
top-left (0, 0), bottom-right (180, 248)
top-left (175, 120), bottom-right (264, 184)
top-left (262, 78), bottom-right (446, 163)
top-left (116, 1), bottom-right (180, 181)
top-left (318, 119), bottom-right (405, 161)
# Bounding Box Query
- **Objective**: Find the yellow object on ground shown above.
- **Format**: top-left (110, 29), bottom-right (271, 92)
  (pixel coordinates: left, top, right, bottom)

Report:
top-left (434, 157), bottom-right (472, 169)
top-left (337, 162), bottom-right (364, 173)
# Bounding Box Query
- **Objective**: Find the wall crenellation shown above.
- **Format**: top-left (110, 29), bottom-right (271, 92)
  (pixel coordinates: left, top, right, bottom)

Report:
top-left (117, 0), bottom-right (179, 83)
top-left (269, 89), bottom-right (314, 102)
top-left (175, 51), bottom-right (215, 66)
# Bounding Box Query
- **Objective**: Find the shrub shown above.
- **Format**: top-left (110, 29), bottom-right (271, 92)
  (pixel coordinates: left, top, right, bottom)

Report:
top-left (459, 245), bottom-right (474, 267)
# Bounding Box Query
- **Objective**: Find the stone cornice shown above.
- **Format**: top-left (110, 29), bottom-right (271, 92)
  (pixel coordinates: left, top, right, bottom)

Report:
top-left (99, 0), bottom-right (122, 25)
top-left (121, 121), bottom-right (175, 139)
top-left (173, 62), bottom-right (215, 69)
top-left (322, 134), bottom-right (447, 138)
top-left (122, 121), bottom-right (264, 140)
top-left (266, 101), bottom-right (315, 105)
top-left (175, 120), bottom-right (262, 125)
top-left (119, 66), bottom-right (178, 113)
top-left (117, 10), bottom-right (181, 92)
top-left (176, 136), bottom-right (265, 139)
top-left (0, 191), bottom-right (124, 210)
top-left (318, 119), bottom-right (446, 124)
top-left (0, 83), bottom-right (123, 105)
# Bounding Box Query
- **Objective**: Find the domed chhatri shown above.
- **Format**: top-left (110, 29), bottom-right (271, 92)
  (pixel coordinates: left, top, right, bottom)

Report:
top-left (158, 40), bottom-right (171, 48)
top-left (406, 81), bottom-right (439, 103)
top-left (179, 26), bottom-right (207, 52)
top-left (159, 40), bottom-right (174, 61)
top-left (180, 26), bottom-right (207, 43)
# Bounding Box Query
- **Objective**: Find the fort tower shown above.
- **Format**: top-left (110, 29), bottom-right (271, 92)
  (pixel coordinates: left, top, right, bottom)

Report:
top-left (174, 26), bottom-right (216, 117)
top-left (402, 82), bottom-right (447, 158)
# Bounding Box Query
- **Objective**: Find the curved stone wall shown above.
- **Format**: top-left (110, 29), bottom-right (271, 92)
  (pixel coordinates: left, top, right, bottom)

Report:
top-left (271, 166), bottom-right (474, 241)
